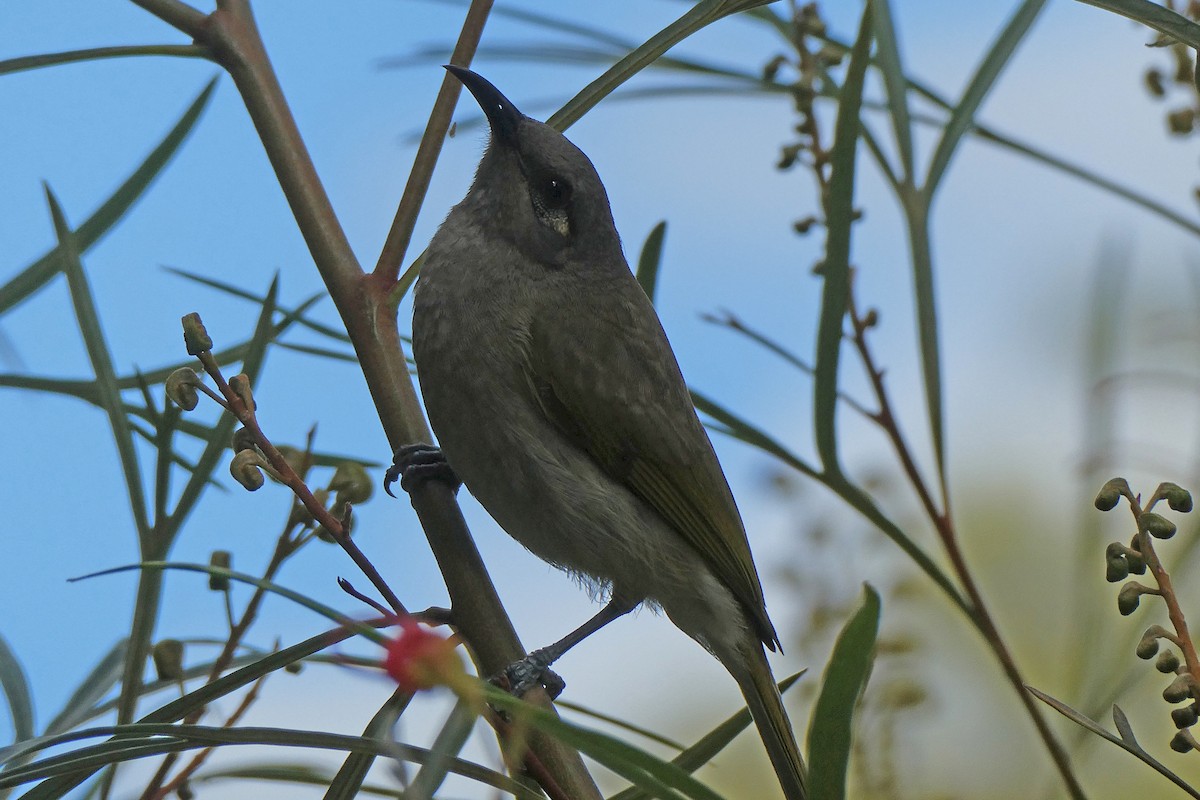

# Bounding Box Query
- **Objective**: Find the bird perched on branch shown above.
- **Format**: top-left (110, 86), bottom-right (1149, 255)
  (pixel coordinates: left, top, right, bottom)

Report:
top-left (391, 65), bottom-right (807, 800)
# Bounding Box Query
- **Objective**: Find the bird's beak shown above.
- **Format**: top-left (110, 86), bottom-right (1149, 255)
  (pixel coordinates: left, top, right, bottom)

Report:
top-left (444, 65), bottom-right (523, 143)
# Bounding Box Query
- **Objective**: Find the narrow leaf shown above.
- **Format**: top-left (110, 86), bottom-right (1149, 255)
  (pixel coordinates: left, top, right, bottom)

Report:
top-left (1030, 686), bottom-right (1200, 799)
top-left (813, 4), bottom-right (873, 474)
top-left (1111, 704), bottom-right (1138, 746)
top-left (1074, 0), bottom-right (1200, 48)
top-left (546, 0), bottom-right (774, 132)
top-left (0, 79), bottom-right (217, 317)
top-left (0, 45), bottom-right (208, 76)
top-left (868, 0), bottom-right (914, 181)
top-left (43, 641), bottom-right (128, 736)
top-left (807, 585), bottom-right (882, 800)
top-left (0, 635), bottom-right (34, 744)
top-left (925, 0), bottom-right (1046, 197)
top-left (635, 221), bottom-right (668, 303)
top-left (323, 688), bottom-right (411, 800)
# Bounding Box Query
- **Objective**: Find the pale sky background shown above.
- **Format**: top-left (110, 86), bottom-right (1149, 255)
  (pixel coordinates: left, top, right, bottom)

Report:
top-left (5, 1), bottom-right (1200, 798)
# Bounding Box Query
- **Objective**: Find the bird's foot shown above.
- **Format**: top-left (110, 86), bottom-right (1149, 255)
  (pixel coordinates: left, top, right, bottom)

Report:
top-left (493, 648), bottom-right (566, 699)
top-left (384, 444), bottom-right (460, 497)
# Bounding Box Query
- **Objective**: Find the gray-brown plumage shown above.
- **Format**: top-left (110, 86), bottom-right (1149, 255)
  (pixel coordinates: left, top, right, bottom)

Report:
top-left (411, 66), bottom-right (806, 799)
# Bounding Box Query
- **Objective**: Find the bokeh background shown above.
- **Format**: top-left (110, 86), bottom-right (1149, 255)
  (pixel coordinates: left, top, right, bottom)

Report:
top-left (5, 1), bottom-right (1200, 797)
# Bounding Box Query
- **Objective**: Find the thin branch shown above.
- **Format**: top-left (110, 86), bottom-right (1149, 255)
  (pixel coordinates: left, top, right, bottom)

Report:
top-left (374, 0), bottom-right (495, 283)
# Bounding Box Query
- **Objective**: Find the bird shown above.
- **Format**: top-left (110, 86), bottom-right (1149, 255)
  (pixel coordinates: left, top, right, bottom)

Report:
top-left (395, 64), bottom-right (807, 799)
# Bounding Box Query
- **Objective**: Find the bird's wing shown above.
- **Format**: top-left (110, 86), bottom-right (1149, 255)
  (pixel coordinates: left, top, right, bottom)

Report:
top-left (526, 278), bottom-right (779, 649)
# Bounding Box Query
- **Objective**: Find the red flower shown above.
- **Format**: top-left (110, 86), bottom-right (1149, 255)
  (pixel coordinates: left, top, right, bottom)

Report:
top-left (384, 617), bottom-right (465, 694)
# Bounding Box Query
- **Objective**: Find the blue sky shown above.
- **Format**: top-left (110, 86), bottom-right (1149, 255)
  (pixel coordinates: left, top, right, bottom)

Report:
top-left (5, 1), bottom-right (1200, 797)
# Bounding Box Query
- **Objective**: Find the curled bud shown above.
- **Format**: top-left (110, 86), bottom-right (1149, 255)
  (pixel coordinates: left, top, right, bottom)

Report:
top-left (330, 462), bottom-right (373, 505)
top-left (232, 427), bottom-right (258, 454)
top-left (1140, 512), bottom-right (1177, 540)
top-left (1118, 582), bottom-right (1151, 616)
top-left (1173, 705), bottom-right (1198, 729)
top-left (1164, 673), bottom-right (1197, 704)
top-left (1126, 546), bottom-right (1147, 575)
top-left (228, 373), bottom-right (255, 411)
top-left (1157, 649), bottom-right (1182, 674)
top-left (1105, 543), bottom-right (1130, 583)
top-left (165, 368), bottom-right (202, 411)
top-left (1095, 478), bottom-right (1131, 511)
top-left (152, 639), bottom-right (184, 682)
top-left (1171, 730), bottom-right (1196, 753)
top-left (861, 308), bottom-right (879, 328)
top-left (208, 551), bottom-right (231, 591)
top-left (1136, 629), bottom-right (1161, 660)
top-left (1160, 482), bottom-right (1194, 513)
top-left (230, 449), bottom-right (268, 491)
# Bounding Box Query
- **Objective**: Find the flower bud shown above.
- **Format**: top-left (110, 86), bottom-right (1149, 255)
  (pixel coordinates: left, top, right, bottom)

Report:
top-left (152, 639), bottom-right (184, 682)
top-left (1140, 512), bottom-right (1177, 540)
top-left (1160, 482), bottom-right (1194, 513)
top-left (182, 313), bottom-right (212, 355)
top-left (165, 368), bottom-right (202, 411)
top-left (1164, 673), bottom-right (1197, 704)
top-left (208, 551), bottom-right (231, 591)
top-left (228, 373), bottom-right (255, 411)
top-left (330, 462), bottom-right (373, 505)
top-left (1118, 582), bottom-right (1148, 616)
top-left (232, 427), bottom-right (257, 454)
top-left (1173, 705), bottom-right (1198, 729)
top-left (1136, 630), bottom-right (1160, 660)
top-left (1171, 731), bottom-right (1196, 753)
top-left (1157, 649), bottom-right (1182, 674)
top-left (230, 449), bottom-right (267, 491)
top-left (1095, 478), bottom-right (1130, 511)
top-left (1105, 543), bottom-right (1130, 583)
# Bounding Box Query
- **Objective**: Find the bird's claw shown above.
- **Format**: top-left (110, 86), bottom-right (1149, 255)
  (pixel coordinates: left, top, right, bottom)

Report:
top-left (493, 648), bottom-right (566, 699)
top-left (384, 444), bottom-right (460, 497)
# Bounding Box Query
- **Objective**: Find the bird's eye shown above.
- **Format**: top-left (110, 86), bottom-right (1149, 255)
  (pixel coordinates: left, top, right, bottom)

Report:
top-left (542, 177), bottom-right (571, 209)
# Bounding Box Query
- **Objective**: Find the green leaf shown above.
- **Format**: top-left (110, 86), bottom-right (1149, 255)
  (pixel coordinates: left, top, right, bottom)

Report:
top-left (635, 221), bottom-right (668, 303)
top-left (1, 724), bottom-right (521, 795)
top-left (925, 0), bottom-right (1047, 197)
top-left (807, 585), bottom-right (881, 800)
top-left (546, 0), bottom-right (775, 132)
top-left (609, 671), bottom-right (806, 800)
top-left (0, 79), bottom-right (217, 317)
top-left (1073, 0), bottom-right (1200, 48)
top-left (323, 688), bottom-right (411, 800)
top-left (812, 3), bottom-right (873, 475)
top-left (0, 45), bottom-right (209, 76)
top-left (868, 0), bottom-right (914, 182)
top-left (1029, 687), bottom-right (1200, 799)
top-left (483, 686), bottom-right (727, 800)
top-left (0, 634), bottom-right (34, 744)
top-left (43, 641), bottom-right (128, 737)
top-left (46, 187), bottom-right (149, 536)
top-left (14, 628), bottom-right (364, 799)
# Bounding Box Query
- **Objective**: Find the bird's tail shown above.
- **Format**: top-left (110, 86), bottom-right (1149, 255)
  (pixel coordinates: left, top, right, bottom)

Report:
top-left (729, 645), bottom-right (808, 800)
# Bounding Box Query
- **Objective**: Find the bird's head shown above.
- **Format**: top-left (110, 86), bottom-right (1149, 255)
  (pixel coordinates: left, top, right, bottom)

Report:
top-left (446, 65), bottom-right (622, 269)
